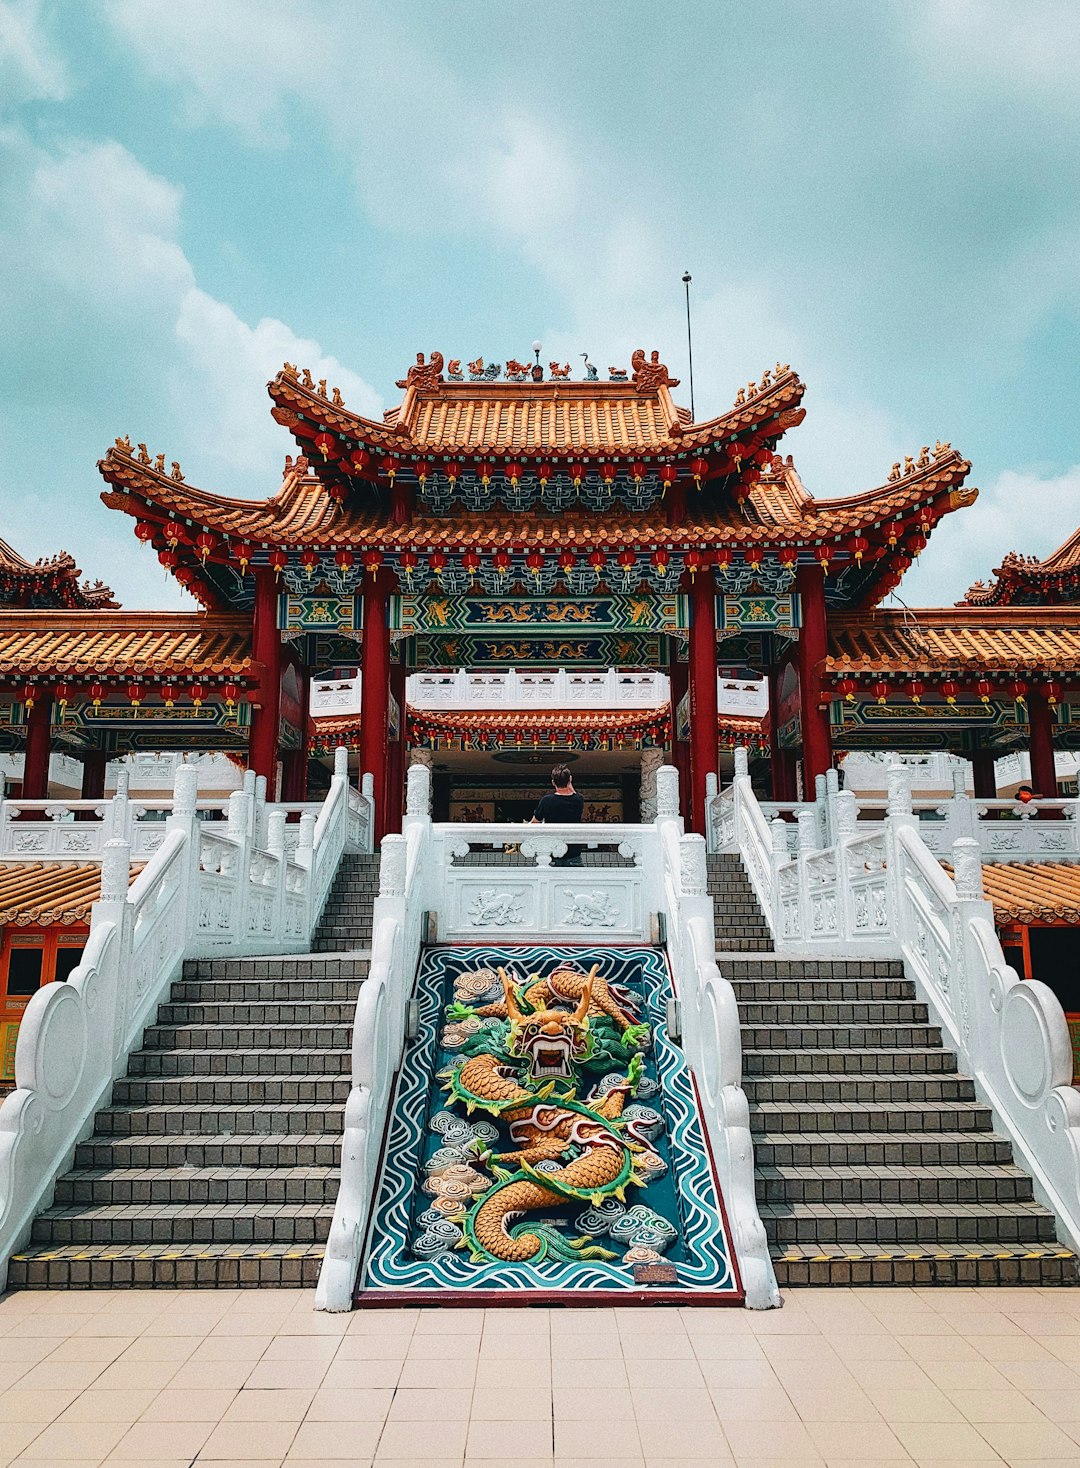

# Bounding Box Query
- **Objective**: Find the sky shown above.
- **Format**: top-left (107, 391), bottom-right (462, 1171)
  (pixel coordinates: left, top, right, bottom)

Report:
top-left (1, 0), bottom-right (1078, 610)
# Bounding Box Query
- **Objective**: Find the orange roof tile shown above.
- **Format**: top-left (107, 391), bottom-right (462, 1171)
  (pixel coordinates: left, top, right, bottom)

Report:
top-left (825, 607), bottom-right (1080, 676)
top-left (965, 525), bottom-right (1080, 607)
top-left (0, 612), bottom-right (253, 682)
top-left (943, 861), bottom-right (1080, 926)
top-left (0, 538), bottom-right (117, 610)
top-left (0, 862), bottom-right (141, 926)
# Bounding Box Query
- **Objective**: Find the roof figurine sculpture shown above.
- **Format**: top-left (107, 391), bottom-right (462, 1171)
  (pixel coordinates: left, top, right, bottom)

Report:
top-left (0, 537), bottom-right (117, 611)
top-left (963, 524), bottom-right (1080, 608)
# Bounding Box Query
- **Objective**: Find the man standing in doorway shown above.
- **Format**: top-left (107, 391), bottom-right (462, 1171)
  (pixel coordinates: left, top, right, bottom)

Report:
top-left (532, 764), bottom-right (584, 865)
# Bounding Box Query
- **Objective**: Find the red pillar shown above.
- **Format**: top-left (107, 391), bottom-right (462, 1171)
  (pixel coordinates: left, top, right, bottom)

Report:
top-left (249, 567), bottom-right (283, 793)
top-left (688, 570), bottom-right (719, 834)
top-left (21, 697), bottom-right (52, 798)
top-left (360, 572), bottom-right (392, 841)
top-left (80, 751), bottom-right (108, 800)
top-left (668, 653), bottom-right (691, 824)
top-left (795, 563), bottom-right (832, 791)
top-left (971, 747), bottom-right (997, 801)
top-left (387, 656), bottom-right (407, 835)
top-left (1028, 693), bottom-right (1058, 798)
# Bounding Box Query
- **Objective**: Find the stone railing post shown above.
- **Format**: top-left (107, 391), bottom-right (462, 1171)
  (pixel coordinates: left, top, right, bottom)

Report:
top-left (110, 768), bottom-right (131, 841)
top-left (678, 833), bottom-right (708, 897)
top-left (951, 835), bottom-right (984, 901)
top-left (655, 764), bottom-right (680, 823)
top-left (733, 747), bottom-right (749, 781)
top-left (267, 809), bottom-right (288, 937)
top-left (639, 747), bottom-right (664, 823)
top-left (406, 761), bottom-right (432, 821)
top-left (98, 836), bottom-right (133, 1063)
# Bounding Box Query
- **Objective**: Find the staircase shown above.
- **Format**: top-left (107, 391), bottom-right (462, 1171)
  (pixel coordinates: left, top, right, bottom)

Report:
top-left (707, 853), bottom-right (773, 952)
top-left (8, 856), bottom-right (378, 1289)
top-left (709, 859), bottom-right (1078, 1286)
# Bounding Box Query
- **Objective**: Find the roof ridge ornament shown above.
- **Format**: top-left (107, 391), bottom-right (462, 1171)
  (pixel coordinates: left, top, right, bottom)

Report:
top-left (631, 349), bottom-right (680, 391)
top-left (397, 352), bottom-right (445, 390)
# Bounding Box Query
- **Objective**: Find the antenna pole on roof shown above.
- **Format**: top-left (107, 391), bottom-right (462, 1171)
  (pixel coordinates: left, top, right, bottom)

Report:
top-left (681, 271), bottom-right (695, 420)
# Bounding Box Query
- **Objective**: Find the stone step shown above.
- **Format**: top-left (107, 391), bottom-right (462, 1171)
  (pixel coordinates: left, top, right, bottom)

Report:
top-left (742, 1049), bottom-right (956, 1077)
top-left (30, 1202), bottom-right (333, 1246)
top-left (749, 1099), bottom-right (994, 1134)
top-left (182, 956), bottom-right (368, 980)
top-left (128, 1049), bottom-right (350, 1077)
top-left (311, 937), bottom-right (376, 953)
top-left (93, 1102), bottom-right (344, 1136)
top-left (714, 938), bottom-right (775, 953)
top-left (739, 1000), bottom-right (928, 1025)
top-left (728, 979), bottom-right (916, 1001)
top-left (723, 960), bottom-right (907, 979)
top-left (171, 979), bottom-right (364, 1003)
top-left (753, 1130), bottom-right (1016, 1168)
top-left (742, 1023), bottom-right (943, 1051)
top-left (54, 1165), bottom-right (339, 1208)
top-left (313, 925), bottom-right (375, 941)
top-left (113, 1074), bottom-right (350, 1107)
top-left (141, 1023), bottom-right (352, 1050)
top-left (155, 1002), bottom-right (356, 1026)
top-left (8, 1243), bottom-right (326, 1289)
top-left (76, 1133), bottom-right (342, 1171)
top-left (772, 1243), bottom-right (1077, 1288)
top-left (744, 1073), bottom-right (976, 1104)
top-left (760, 1199), bottom-right (1059, 1246)
top-left (759, 1163), bottom-right (1034, 1206)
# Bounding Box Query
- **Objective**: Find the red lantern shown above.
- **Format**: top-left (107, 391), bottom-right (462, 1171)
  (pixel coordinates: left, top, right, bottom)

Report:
top-left (714, 547), bottom-right (733, 573)
top-left (837, 677), bottom-right (857, 704)
top-left (335, 549), bottom-right (355, 572)
top-left (232, 544), bottom-right (253, 575)
top-left (658, 464), bottom-right (678, 498)
top-left (162, 520), bottom-right (188, 548)
top-left (778, 546), bottom-right (798, 569)
top-left (173, 565), bottom-right (195, 587)
top-left (223, 681), bottom-right (240, 710)
top-left (537, 461), bottom-right (553, 486)
top-left (429, 551), bottom-right (447, 575)
top-left (1044, 680), bottom-right (1062, 707)
top-left (685, 549), bottom-right (704, 579)
top-left (745, 545), bottom-right (764, 569)
top-left (134, 521), bottom-right (156, 543)
top-left (976, 677), bottom-right (992, 704)
top-left (570, 462), bottom-right (586, 488)
top-left (886, 523), bottom-right (902, 548)
top-left (462, 551), bottom-right (481, 577)
top-left (349, 448), bottom-right (369, 474)
top-left (1018, 786), bottom-right (1035, 804)
top-left (872, 679), bottom-right (890, 705)
top-left (630, 460), bottom-right (645, 484)
top-left (477, 461), bottom-right (494, 487)
top-left (399, 550), bottom-right (417, 586)
top-left (1011, 679), bottom-right (1028, 705)
top-left (850, 535), bottom-right (870, 566)
top-left (89, 682), bottom-right (104, 709)
top-left (414, 459), bottom-right (432, 485)
top-left (690, 456), bottom-right (708, 488)
top-left (651, 549), bottom-right (670, 575)
top-left (160, 683), bottom-right (177, 708)
top-left (314, 432), bottom-right (335, 462)
top-left (300, 548), bottom-right (320, 578)
top-left (55, 682), bottom-right (70, 714)
top-left (192, 531), bottom-right (215, 565)
top-left (525, 550), bottom-right (545, 583)
top-left (327, 482), bottom-right (348, 504)
top-left (505, 462), bottom-right (523, 487)
top-left (362, 550), bottom-right (383, 577)
top-left (617, 550), bottom-right (637, 574)
top-left (378, 455), bottom-right (398, 482)
top-left (558, 550), bottom-right (576, 573)
top-left (444, 461), bottom-right (461, 486)
top-left (908, 679), bottom-right (925, 705)
top-left (814, 544), bottom-right (831, 575)
top-left (941, 679), bottom-right (959, 705)
top-left (127, 682), bottom-right (143, 709)
top-left (493, 549), bottom-right (512, 573)
top-left (189, 682), bottom-right (206, 708)
top-left (598, 462), bottom-right (616, 485)
top-left (907, 531), bottom-right (927, 557)
top-left (587, 549), bottom-right (607, 578)
top-left (19, 683), bottom-right (35, 710)
top-left (268, 549), bottom-right (288, 579)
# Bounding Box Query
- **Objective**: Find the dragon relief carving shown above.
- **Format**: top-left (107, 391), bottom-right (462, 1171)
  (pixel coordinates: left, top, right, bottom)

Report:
top-left (397, 351), bottom-right (445, 390)
top-left (630, 349), bottom-right (680, 390)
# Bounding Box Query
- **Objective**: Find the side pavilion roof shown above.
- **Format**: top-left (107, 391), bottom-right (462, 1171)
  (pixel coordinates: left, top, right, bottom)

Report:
top-left (0, 611), bottom-right (253, 685)
top-left (964, 526), bottom-right (1080, 607)
top-left (824, 607), bottom-right (1080, 678)
top-left (0, 537), bottom-right (117, 610)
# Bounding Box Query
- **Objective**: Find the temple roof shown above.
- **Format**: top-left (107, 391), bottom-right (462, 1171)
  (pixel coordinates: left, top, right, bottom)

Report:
top-left (0, 538), bottom-right (117, 610)
top-left (824, 607), bottom-right (1080, 677)
top-left (964, 525), bottom-right (1080, 607)
top-left (0, 612), bottom-right (253, 683)
top-left (947, 862), bottom-right (1080, 926)
top-left (0, 861), bottom-right (140, 927)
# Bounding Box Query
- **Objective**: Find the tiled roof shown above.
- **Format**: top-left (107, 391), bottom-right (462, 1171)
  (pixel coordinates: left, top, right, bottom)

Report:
top-left (0, 612), bottom-right (253, 682)
top-left (965, 526), bottom-right (1080, 607)
top-left (824, 608), bottom-right (1080, 676)
top-left (946, 862), bottom-right (1080, 926)
top-left (407, 708), bottom-right (671, 736)
top-left (0, 862), bottom-right (141, 926)
top-left (0, 538), bottom-right (117, 610)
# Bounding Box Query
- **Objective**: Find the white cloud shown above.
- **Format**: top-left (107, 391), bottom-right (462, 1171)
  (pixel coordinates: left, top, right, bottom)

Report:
top-left (0, 0), bottom-right (66, 109)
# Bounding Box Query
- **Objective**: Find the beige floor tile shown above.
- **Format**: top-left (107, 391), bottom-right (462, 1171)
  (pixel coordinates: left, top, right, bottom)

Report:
top-left (56, 1390), bottom-right (158, 1424)
top-left (138, 1387), bottom-right (237, 1422)
top-left (345, 1309), bottom-right (418, 1334)
top-left (477, 1338), bottom-right (549, 1362)
top-left (783, 1387), bottom-right (881, 1424)
top-left (723, 1419), bottom-right (821, 1459)
top-left (412, 1308), bottom-right (483, 1335)
top-left (0, 1423), bottom-right (49, 1460)
top-left (262, 1338), bottom-right (340, 1363)
top-left (15, 1364), bottom-right (107, 1394)
top-left (623, 1359), bottom-right (706, 1390)
top-left (549, 1358), bottom-right (627, 1390)
top-left (165, 1359), bottom-right (257, 1391)
top-left (471, 1385), bottom-right (551, 1421)
top-left (41, 1340), bottom-right (131, 1366)
top-left (998, 1360), bottom-right (1080, 1390)
top-left (5, 1319), bottom-right (96, 1341)
top-left (386, 1388), bottom-right (471, 1423)
top-left (619, 1335), bottom-right (696, 1362)
top-left (191, 1335), bottom-right (275, 1362)
top-left (301, 1389), bottom-right (391, 1424)
top-left (632, 1387), bottom-right (719, 1423)
top-left (804, 1421), bottom-right (909, 1460)
top-left (0, 1391), bottom-right (80, 1424)
top-left (466, 1419), bottom-right (551, 1458)
top-left (846, 1360), bottom-right (934, 1391)
top-left (1046, 1336), bottom-right (1080, 1362)
top-left (245, 1363), bottom-right (330, 1392)
top-left (758, 1336), bottom-right (842, 1363)
top-left (406, 1336), bottom-right (475, 1362)
top-left (552, 1386), bottom-right (632, 1420)
top-left (946, 1388), bottom-right (1046, 1423)
top-left (1023, 1389), bottom-right (1080, 1423)
top-left (894, 1338), bottom-right (983, 1365)
top-left (890, 1421), bottom-right (995, 1459)
top-left (321, 1360), bottom-right (401, 1391)
top-left (697, 1359), bottom-right (779, 1389)
top-left (642, 1458), bottom-right (735, 1468)
top-left (268, 1314), bottom-right (350, 1339)
top-left (473, 1360), bottom-right (550, 1390)
top-left (334, 1336), bottom-right (410, 1363)
top-left (928, 1362), bottom-right (1012, 1391)
top-left (373, 1419), bottom-right (467, 1458)
top-left (284, 1460), bottom-right (374, 1468)
top-left (830, 1335), bottom-right (914, 1363)
top-left (554, 1458), bottom-right (644, 1468)
top-left (554, 1418), bottom-right (642, 1457)
top-left (288, 1420), bottom-right (383, 1460)
top-left (975, 1337), bottom-right (1056, 1364)
top-left (199, 1421), bottom-right (300, 1460)
top-left (18, 1419), bottom-right (127, 1459)
top-left (397, 1359), bottom-right (469, 1389)
top-left (709, 1387), bottom-right (797, 1423)
top-left (977, 1420), bottom-right (1080, 1457)
top-left (0, 1339), bottom-right (63, 1367)
top-left (616, 1309), bottom-right (689, 1335)
top-left (865, 1388), bottom-right (964, 1423)
top-left (223, 1389), bottom-right (319, 1422)
top-left (213, 1315), bottom-right (296, 1339)
top-left (636, 1419), bottom-right (730, 1460)
top-left (690, 1335), bottom-right (767, 1361)
top-left (1002, 1312), bottom-right (1080, 1337)
top-left (88, 1361), bottom-right (180, 1392)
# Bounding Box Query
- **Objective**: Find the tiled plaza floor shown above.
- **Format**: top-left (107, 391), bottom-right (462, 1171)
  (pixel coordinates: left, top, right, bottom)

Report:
top-left (0, 1287), bottom-right (1079, 1466)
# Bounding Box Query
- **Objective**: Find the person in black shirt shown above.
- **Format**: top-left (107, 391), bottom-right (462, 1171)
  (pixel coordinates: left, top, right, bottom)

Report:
top-left (532, 765), bottom-right (584, 865)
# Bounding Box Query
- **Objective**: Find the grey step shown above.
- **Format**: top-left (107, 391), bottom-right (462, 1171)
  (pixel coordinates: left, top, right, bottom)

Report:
top-left (113, 1075), bottom-right (350, 1106)
top-left (742, 1024), bottom-right (943, 1050)
top-left (155, 1002), bottom-right (356, 1025)
top-left (739, 1000), bottom-right (928, 1024)
top-left (182, 956), bottom-right (368, 980)
top-left (30, 1202), bottom-right (333, 1246)
top-left (8, 1244), bottom-right (325, 1289)
top-left (129, 1049), bottom-right (349, 1077)
top-left (749, 1099), bottom-right (995, 1134)
top-left (76, 1133), bottom-right (342, 1171)
top-left (761, 1200), bottom-right (1059, 1246)
top-left (54, 1166), bottom-right (339, 1208)
top-left (759, 1164), bottom-right (1034, 1206)
top-left (729, 979), bottom-right (915, 1001)
top-left (142, 1024), bottom-right (352, 1050)
top-left (723, 960), bottom-right (906, 978)
top-left (754, 1129), bottom-right (1017, 1168)
top-left (772, 1244), bottom-right (1077, 1288)
top-left (744, 1073), bottom-right (976, 1104)
top-left (742, 1049), bottom-right (957, 1077)
top-left (714, 938), bottom-right (775, 953)
top-left (93, 1102), bottom-right (344, 1136)
top-left (171, 980), bottom-right (363, 1002)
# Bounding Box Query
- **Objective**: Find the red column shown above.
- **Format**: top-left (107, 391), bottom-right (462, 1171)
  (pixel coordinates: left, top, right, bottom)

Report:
top-left (249, 567), bottom-right (283, 792)
top-left (688, 570), bottom-right (719, 834)
top-left (387, 657), bottom-right (407, 835)
top-left (21, 697), bottom-right (52, 799)
top-left (360, 572), bottom-right (392, 841)
top-left (668, 653), bottom-right (691, 824)
top-left (80, 751), bottom-right (108, 800)
top-left (971, 747), bottom-right (997, 801)
top-left (795, 563), bottom-right (832, 791)
top-left (1028, 693), bottom-right (1058, 798)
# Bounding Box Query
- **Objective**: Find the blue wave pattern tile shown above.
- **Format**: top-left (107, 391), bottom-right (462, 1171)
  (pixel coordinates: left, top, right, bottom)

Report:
top-left (360, 945), bottom-right (738, 1299)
